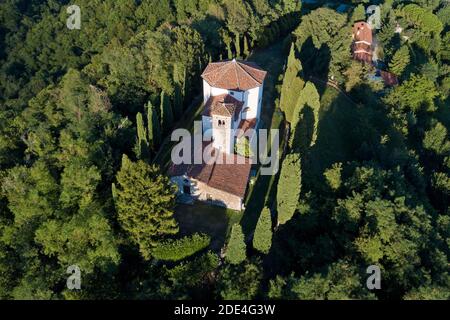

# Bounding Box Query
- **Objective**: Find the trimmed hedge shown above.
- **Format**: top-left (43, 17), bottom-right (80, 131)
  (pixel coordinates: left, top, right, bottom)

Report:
top-left (152, 233), bottom-right (211, 261)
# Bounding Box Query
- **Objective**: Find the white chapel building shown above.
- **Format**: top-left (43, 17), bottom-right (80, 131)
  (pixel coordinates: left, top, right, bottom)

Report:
top-left (169, 59), bottom-right (267, 211)
top-left (201, 59), bottom-right (267, 154)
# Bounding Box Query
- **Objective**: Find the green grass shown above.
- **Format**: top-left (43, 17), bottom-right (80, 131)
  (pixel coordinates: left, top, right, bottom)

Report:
top-left (174, 202), bottom-right (242, 252)
top-left (303, 84), bottom-right (358, 184)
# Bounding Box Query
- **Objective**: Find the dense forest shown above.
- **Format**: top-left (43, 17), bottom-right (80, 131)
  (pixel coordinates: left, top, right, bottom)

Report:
top-left (0, 0), bottom-right (449, 300)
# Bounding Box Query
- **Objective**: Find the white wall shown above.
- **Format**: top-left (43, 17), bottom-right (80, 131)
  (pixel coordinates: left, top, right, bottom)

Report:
top-left (206, 84), bottom-right (245, 101)
top-left (242, 84), bottom-right (263, 119)
top-left (203, 80), bottom-right (211, 104)
top-left (212, 115), bottom-right (234, 154)
top-left (210, 86), bottom-right (229, 97)
top-left (202, 115), bottom-right (212, 140)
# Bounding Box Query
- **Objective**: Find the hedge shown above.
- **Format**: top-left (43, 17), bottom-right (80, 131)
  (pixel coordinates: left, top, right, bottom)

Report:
top-left (152, 233), bottom-right (211, 261)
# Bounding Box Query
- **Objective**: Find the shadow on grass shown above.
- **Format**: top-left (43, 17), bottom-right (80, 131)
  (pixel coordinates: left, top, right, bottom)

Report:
top-left (264, 82), bottom-right (406, 278)
top-left (174, 201), bottom-right (242, 253)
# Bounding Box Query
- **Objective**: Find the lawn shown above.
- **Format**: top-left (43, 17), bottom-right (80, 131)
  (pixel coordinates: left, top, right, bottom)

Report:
top-left (301, 84), bottom-right (359, 188)
top-left (174, 202), bottom-right (243, 252)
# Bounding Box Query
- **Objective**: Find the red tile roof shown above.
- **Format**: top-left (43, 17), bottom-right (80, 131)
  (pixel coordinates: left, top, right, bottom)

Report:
top-left (203, 94), bottom-right (244, 120)
top-left (353, 50), bottom-right (373, 63)
top-left (381, 70), bottom-right (399, 86)
top-left (201, 59), bottom-right (267, 91)
top-left (352, 22), bottom-right (373, 64)
top-left (168, 142), bottom-right (252, 198)
top-left (353, 22), bottom-right (373, 44)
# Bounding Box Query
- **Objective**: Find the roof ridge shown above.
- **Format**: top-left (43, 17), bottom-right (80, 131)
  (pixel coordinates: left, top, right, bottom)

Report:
top-left (212, 62), bottom-right (234, 87)
top-left (233, 60), bottom-right (241, 89)
top-left (236, 61), bottom-right (262, 86)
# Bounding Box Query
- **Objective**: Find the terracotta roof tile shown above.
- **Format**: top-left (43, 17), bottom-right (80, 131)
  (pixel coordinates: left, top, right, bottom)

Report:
top-left (381, 70), bottom-right (399, 86)
top-left (352, 22), bottom-right (373, 63)
top-left (202, 94), bottom-right (244, 120)
top-left (353, 21), bottom-right (373, 44)
top-left (201, 59), bottom-right (267, 91)
top-left (168, 142), bottom-right (252, 198)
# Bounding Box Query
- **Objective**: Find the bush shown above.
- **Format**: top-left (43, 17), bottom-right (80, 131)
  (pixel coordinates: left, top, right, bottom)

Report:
top-left (152, 233), bottom-right (211, 261)
top-left (253, 207), bottom-right (273, 254)
top-left (225, 224), bottom-right (246, 264)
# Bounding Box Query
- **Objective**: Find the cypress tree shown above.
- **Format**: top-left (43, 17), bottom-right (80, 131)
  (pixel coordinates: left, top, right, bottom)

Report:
top-left (173, 84), bottom-right (183, 120)
top-left (145, 101), bottom-right (160, 150)
top-left (226, 223), bottom-right (246, 264)
top-left (253, 207), bottom-right (273, 254)
top-left (160, 90), bottom-right (174, 134)
top-left (234, 33), bottom-right (241, 58)
top-left (289, 82), bottom-right (320, 149)
top-left (136, 112), bottom-right (150, 160)
top-left (111, 182), bottom-right (117, 204)
top-left (280, 43), bottom-right (305, 123)
top-left (243, 35), bottom-right (249, 58)
top-left (277, 153), bottom-right (301, 225)
top-left (351, 4), bottom-right (366, 23)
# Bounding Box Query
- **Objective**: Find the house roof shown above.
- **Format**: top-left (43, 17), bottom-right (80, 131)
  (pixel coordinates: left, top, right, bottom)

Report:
top-left (380, 70), bottom-right (399, 86)
top-left (168, 142), bottom-right (252, 198)
top-left (352, 21), bottom-right (373, 45)
top-left (353, 50), bottom-right (373, 63)
top-left (201, 59), bottom-right (267, 91)
top-left (203, 94), bottom-right (244, 120)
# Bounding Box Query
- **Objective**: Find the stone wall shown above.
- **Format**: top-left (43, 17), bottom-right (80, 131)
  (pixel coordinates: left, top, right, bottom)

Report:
top-left (195, 180), bottom-right (243, 211)
top-left (171, 175), bottom-right (244, 211)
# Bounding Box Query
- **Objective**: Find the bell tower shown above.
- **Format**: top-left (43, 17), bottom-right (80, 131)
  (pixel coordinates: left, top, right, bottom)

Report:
top-left (212, 114), bottom-right (233, 154)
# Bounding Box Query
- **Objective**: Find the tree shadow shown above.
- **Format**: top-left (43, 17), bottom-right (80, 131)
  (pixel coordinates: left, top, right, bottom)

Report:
top-left (298, 37), bottom-right (331, 96)
top-left (263, 80), bottom-right (412, 278)
top-left (191, 15), bottom-right (223, 58)
top-left (174, 201), bottom-right (230, 253)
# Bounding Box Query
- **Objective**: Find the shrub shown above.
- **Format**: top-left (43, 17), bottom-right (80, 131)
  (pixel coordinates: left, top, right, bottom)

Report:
top-left (225, 224), bottom-right (246, 264)
top-left (253, 207), bottom-right (273, 254)
top-left (152, 233), bottom-right (210, 261)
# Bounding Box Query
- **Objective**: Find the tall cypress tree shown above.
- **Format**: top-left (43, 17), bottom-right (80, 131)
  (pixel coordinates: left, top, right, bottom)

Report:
top-left (234, 32), bottom-right (241, 58)
top-left (226, 223), bottom-right (246, 264)
top-left (173, 84), bottom-right (183, 120)
top-left (277, 153), bottom-right (301, 225)
top-left (253, 207), bottom-right (273, 254)
top-left (222, 31), bottom-right (233, 59)
top-left (289, 82), bottom-right (320, 150)
top-left (243, 35), bottom-right (249, 58)
top-left (280, 43), bottom-right (305, 123)
top-left (145, 101), bottom-right (160, 150)
top-left (136, 112), bottom-right (150, 160)
top-left (160, 90), bottom-right (174, 134)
